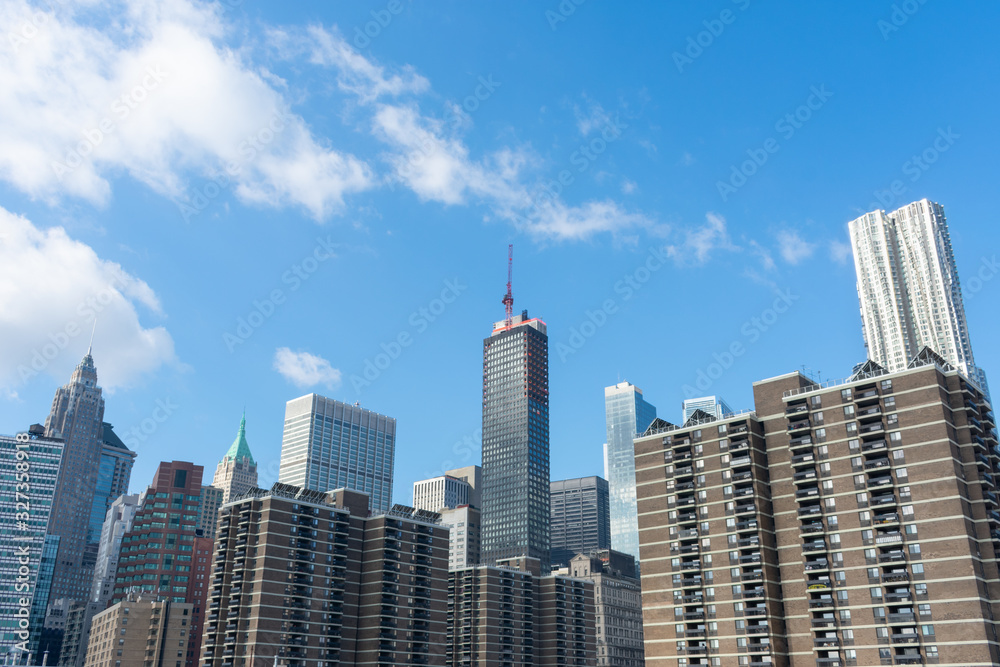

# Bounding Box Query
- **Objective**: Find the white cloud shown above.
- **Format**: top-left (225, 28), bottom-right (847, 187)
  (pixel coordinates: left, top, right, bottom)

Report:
top-left (748, 239), bottom-right (776, 272)
top-left (776, 229), bottom-right (816, 264)
top-left (621, 179), bottom-right (637, 194)
top-left (667, 213), bottom-right (738, 266)
top-left (829, 240), bottom-right (853, 264)
top-left (273, 348), bottom-right (342, 389)
top-left (0, 207), bottom-right (175, 391)
top-left (0, 0), bottom-right (373, 217)
top-left (574, 99), bottom-right (612, 136)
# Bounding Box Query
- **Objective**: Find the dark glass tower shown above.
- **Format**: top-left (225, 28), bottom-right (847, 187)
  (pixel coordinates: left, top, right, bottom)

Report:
top-left (480, 309), bottom-right (550, 570)
top-left (549, 476), bottom-right (610, 569)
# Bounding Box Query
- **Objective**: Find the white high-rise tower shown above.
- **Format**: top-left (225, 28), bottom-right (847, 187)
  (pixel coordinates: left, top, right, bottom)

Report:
top-left (849, 199), bottom-right (988, 396)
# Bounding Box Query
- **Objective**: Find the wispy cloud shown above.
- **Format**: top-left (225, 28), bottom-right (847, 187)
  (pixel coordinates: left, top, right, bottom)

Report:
top-left (667, 213), bottom-right (738, 266)
top-left (776, 229), bottom-right (816, 264)
top-left (273, 348), bottom-right (342, 389)
top-left (829, 240), bottom-right (853, 264)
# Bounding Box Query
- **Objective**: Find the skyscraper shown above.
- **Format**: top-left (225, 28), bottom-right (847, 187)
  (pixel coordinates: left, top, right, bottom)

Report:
top-left (413, 471), bottom-right (476, 512)
top-left (549, 476), bottom-right (611, 569)
top-left (84, 423), bottom-right (135, 563)
top-left (210, 412), bottom-right (257, 504)
top-left (43, 350), bottom-right (106, 630)
top-left (604, 382), bottom-right (657, 564)
top-left (278, 394), bottom-right (396, 513)
top-left (681, 395), bottom-right (733, 422)
top-left (0, 425), bottom-right (64, 661)
top-left (91, 493), bottom-right (140, 606)
top-left (849, 198), bottom-right (989, 395)
top-left (480, 308), bottom-right (550, 570)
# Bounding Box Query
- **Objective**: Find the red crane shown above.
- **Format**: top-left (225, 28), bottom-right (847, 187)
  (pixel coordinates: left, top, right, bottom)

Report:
top-left (502, 244), bottom-right (514, 329)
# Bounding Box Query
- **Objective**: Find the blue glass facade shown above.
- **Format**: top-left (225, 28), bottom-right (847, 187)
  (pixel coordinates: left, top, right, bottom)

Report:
top-left (604, 382), bottom-right (657, 564)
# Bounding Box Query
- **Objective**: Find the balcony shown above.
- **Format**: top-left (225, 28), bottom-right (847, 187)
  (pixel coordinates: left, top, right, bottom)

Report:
top-left (887, 612), bottom-right (916, 623)
top-left (735, 504), bottom-right (756, 515)
top-left (731, 456), bottom-right (753, 468)
top-left (792, 452), bottom-right (816, 465)
top-left (808, 597), bottom-right (835, 609)
top-left (860, 422), bottom-right (885, 434)
top-left (879, 551), bottom-right (906, 563)
top-left (865, 458), bottom-right (891, 470)
top-left (863, 439), bottom-right (887, 452)
top-left (788, 420), bottom-right (811, 432)
top-left (872, 494), bottom-right (897, 506)
top-left (786, 404), bottom-right (809, 415)
top-left (875, 532), bottom-right (903, 545)
top-left (794, 470), bottom-right (818, 483)
top-left (802, 540), bottom-right (827, 553)
top-left (868, 476), bottom-right (894, 489)
top-left (882, 570), bottom-right (909, 583)
top-left (801, 522), bottom-right (825, 534)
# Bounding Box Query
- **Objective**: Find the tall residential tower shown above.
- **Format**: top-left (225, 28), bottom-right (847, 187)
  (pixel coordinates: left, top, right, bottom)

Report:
top-left (849, 198), bottom-right (989, 395)
top-left (604, 382), bottom-right (657, 564)
top-left (481, 303), bottom-right (551, 570)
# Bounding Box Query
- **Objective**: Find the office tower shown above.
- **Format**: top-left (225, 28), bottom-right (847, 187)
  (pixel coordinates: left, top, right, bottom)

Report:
top-left (481, 308), bottom-right (550, 570)
top-left (440, 505), bottom-right (481, 570)
top-left (278, 394), bottom-right (396, 513)
top-left (550, 476), bottom-right (611, 569)
top-left (197, 485), bottom-right (223, 539)
top-left (85, 424), bottom-right (135, 560)
top-left (211, 412), bottom-right (258, 504)
top-left (44, 351), bottom-right (106, 625)
top-left (634, 409), bottom-right (786, 665)
top-left (111, 462), bottom-right (212, 667)
top-left (681, 395), bottom-right (733, 422)
top-left (83, 595), bottom-right (192, 667)
top-left (604, 382), bottom-right (658, 566)
top-left (201, 484), bottom-right (449, 666)
top-left (849, 198), bottom-right (989, 396)
top-left (0, 425), bottom-right (64, 660)
top-left (414, 473), bottom-right (474, 512)
top-left (569, 550), bottom-right (645, 667)
top-left (446, 465), bottom-right (482, 508)
top-left (446, 557), bottom-right (596, 667)
top-left (634, 352), bottom-right (1000, 666)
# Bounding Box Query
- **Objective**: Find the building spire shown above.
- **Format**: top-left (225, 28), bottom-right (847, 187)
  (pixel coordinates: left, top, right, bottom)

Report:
top-left (224, 410), bottom-right (255, 466)
top-left (88, 317), bottom-right (97, 356)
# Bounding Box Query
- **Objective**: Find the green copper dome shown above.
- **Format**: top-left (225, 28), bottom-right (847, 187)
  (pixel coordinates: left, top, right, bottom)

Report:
top-left (224, 411), bottom-right (255, 465)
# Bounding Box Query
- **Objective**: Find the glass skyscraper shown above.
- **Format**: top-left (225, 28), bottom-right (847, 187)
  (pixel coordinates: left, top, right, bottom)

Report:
top-left (84, 423), bottom-right (135, 565)
top-left (278, 394), bottom-right (396, 513)
top-left (480, 310), bottom-right (550, 570)
top-left (604, 382), bottom-right (657, 564)
top-left (0, 427), bottom-right (64, 660)
top-left (681, 395), bottom-right (733, 422)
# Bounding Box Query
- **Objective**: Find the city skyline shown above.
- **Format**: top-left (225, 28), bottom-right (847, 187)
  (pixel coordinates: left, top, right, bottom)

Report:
top-left (2, 3), bottom-right (999, 515)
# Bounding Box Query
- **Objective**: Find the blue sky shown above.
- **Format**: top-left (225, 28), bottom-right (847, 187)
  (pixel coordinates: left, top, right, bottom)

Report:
top-left (1, 1), bottom-right (997, 503)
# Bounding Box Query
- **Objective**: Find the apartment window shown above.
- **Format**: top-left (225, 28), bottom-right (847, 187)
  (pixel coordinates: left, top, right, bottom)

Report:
top-left (870, 587), bottom-right (882, 599)
top-left (846, 422), bottom-right (857, 434)
top-left (839, 610), bottom-right (851, 622)
top-left (918, 604), bottom-right (931, 617)
top-left (856, 492), bottom-right (868, 505)
top-left (912, 563), bottom-right (924, 575)
top-left (815, 428), bottom-right (826, 440)
top-left (887, 414), bottom-right (898, 425)
top-left (867, 567), bottom-right (878, 579)
top-left (893, 449), bottom-right (905, 461)
top-left (825, 498), bottom-right (836, 510)
top-left (718, 424), bottom-right (727, 434)
top-left (841, 389), bottom-right (852, 400)
top-left (925, 646), bottom-right (938, 659)
top-left (881, 380), bottom-right (892, 391)
top-left (921, 624), bottom-right (935, 637)
top-left (844, 405), bottom-right (856, 417)
top-left (915, 583), bottom-right (927, 596)
top-left (890, 431), bottom-right (902, 442)
top-left (848, 439), bottom-right (860, 451)
top-left (864, 548), bottom-right (876, 560)
top-left (884, 396), bottom-right (895, 408)
top-left (845, 649), bottom-right (856, 660)
top-left (908, 544), bottom-right (921, 555)
top-left (812, 396), bottom-right (822, 406)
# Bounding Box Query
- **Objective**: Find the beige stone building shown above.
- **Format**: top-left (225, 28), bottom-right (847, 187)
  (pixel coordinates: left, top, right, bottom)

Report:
top-left (83, 596), bottom-right (192, 667)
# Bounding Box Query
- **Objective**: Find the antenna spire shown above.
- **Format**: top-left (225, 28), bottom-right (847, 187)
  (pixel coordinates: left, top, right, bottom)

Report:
top-left (502, 244), bottom-right (514, 329)
top-left (87, 318), bottom-right (97, 356)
